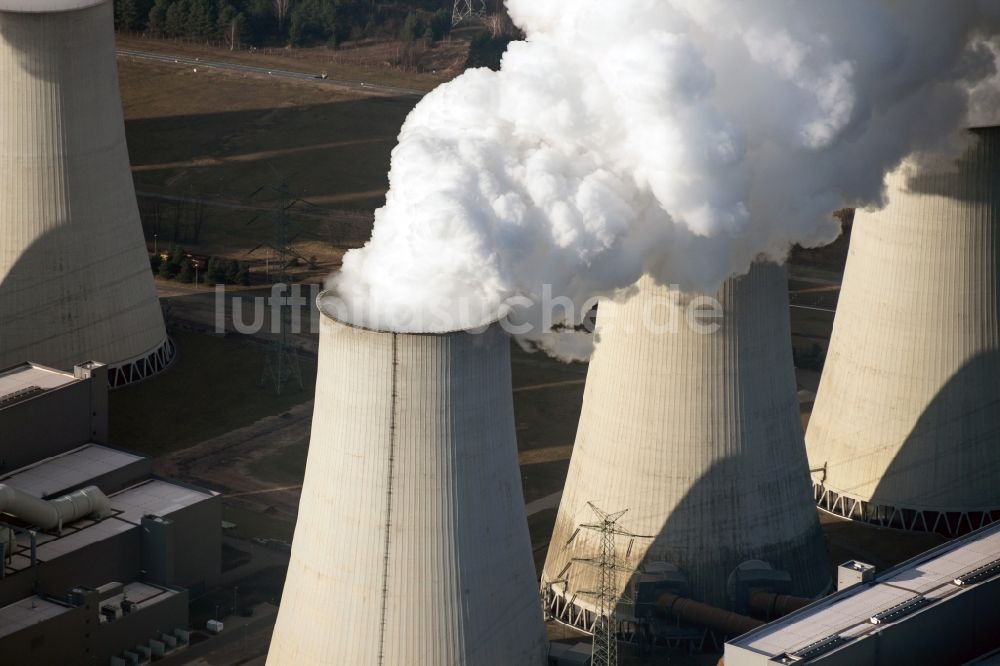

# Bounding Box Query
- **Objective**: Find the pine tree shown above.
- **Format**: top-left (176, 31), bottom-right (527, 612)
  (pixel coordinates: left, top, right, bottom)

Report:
top-left (205, 256), bottom-right (218, 286)
top-left (236, 262), bottom-right (251, 286)
top-left (178, 258), bottom-right (195, 283)
top-left (158, 257), bottom-right (174, 279)
top-left (226, 259), bottom-right (241, 284)
top-left (116, 0), bottom-right (139, 31)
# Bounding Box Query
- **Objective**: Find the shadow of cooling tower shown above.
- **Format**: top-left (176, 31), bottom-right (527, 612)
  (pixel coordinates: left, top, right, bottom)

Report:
top-left (904, 127), bottom-right (1000, 204)
top-left (874, 133), bottom-right (1000, 520)
top-left (870, 349), bottom-right (1000, 531)
top-left (0, 16), bottom-right (61, 81)
top-left (809, 126), bottom-right (1000, 537)
top-left (0, 2), bottom-right (170, 380)
top-left (647, 453), bottom-right (833, 606)
top-left (0, 222), bottom-right (168, 375)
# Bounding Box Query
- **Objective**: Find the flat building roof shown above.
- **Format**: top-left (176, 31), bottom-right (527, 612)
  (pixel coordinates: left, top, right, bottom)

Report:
top-left (0, 0), bottom-right (106, 13)
top-left (0, 363), bottom-right (77, 407)
top-left (727, 522), bottom-right (1000, 662)
top-left (100, 581), bottom-right (179, 613)
top-left (111, 479), bottom-right (217, 525)
top-left (0, 445), bottom-right (144, 499)
top-left (0, 595), bottom-right (73, 639)
top-left (3, 474), bottom-right (216, 575)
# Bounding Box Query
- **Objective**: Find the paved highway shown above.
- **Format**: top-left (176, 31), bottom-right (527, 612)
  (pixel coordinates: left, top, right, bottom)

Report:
top-left (117, 48), bottom-right (427, 98)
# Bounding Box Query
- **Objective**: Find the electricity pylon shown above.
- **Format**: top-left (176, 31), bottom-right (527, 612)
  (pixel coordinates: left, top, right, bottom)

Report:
top-left (452, 0), bottom-right (487, 26)
top-left (246, 175), bottom-right (319, 395)
top-left (571, 503), bottom-right (651, 666)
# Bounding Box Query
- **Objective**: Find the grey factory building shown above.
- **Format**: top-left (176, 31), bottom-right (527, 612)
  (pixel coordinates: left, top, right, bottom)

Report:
top-left (725, 521), bottom-right (1000, 665)
top-left (0, 360), bottom-right (221, 664)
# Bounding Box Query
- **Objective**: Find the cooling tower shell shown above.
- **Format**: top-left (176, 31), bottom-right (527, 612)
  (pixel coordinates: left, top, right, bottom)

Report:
top-left (0, 0), bottom-right (172, 386)
top-left (542, 263), bottom-right (829, 620)
top-left (806, 128), bottom-right (1000, 536)
top-left (267, 300), bottom-right (547, 665)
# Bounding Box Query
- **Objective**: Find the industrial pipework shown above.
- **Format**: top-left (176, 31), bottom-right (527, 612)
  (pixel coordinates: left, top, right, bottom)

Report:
top-left (747, 591), bottom-right (812, 619)
top-left (0, 484), bottom-right (111, 531)
top-left (0, 524), bottom-right (13, 560)
top-left (656, 592), bottom-right (764, 637)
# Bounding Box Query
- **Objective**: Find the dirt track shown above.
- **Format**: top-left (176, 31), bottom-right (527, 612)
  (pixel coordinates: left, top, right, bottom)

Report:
top-left (156, 401), bottom-right (313, 520)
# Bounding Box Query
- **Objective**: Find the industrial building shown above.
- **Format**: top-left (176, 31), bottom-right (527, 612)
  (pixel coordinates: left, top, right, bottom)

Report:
top-left (725, 521), bottom-right (1000, 665)
top-left (0, 360), bottom-right (221, 664)
top-left (0, 361), bottom-right (109, 473)
top-left (542, 263), bottom-right (830, 632)
top-left (267, 296), bottom-right (548, 665)
top-left (807, 128), bottom-right (1000, 536)
top-left (0, 0), bottom-right (172, 386)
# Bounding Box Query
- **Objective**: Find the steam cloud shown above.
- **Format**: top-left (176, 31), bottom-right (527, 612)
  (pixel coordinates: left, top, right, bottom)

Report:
top-left (331, 0), bottom-right (1000, 356)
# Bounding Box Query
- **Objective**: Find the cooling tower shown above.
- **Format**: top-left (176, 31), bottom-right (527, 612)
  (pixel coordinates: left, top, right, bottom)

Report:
top-left (267, 298), bottom-right (547, 665)
top-left (542, 263), bottom-right (829, 622)
top-left (0, 0), bottom-right (172, 386)
top-left (807, 128), bottom-right (1000, 537)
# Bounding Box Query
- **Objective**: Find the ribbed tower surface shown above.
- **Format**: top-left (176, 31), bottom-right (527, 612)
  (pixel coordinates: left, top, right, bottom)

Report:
top-left (267, 310), bottom-right (547, 665)
top-left (543, 263), bottom-right (829, 613)
top-left (0, 0), bottom-right (170, 382)
top-left (807, 128), bottom-right (1000, 535)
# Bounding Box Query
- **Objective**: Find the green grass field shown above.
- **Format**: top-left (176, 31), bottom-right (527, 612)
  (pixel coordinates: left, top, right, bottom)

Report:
top-left (109, 331), bottom-right (317, 457)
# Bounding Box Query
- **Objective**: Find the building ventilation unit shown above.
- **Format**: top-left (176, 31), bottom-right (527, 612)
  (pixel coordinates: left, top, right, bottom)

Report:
top-left (266, 295), bottom-right (548, 665)
top-left (0, 0), bottom-right (173, 386)
top-left (542, 263), bottom-right (829, 628)
top-left (807, 128), bottom-right (1000, 537)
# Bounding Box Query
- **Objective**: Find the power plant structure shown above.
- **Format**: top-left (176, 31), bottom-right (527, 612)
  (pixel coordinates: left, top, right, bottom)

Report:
top-left (0, 0), bottom-right (173, 387)
top-left (542, 263), bottom-right (830, 632)
top-left (0, 360), bottom-right (221, 664)
top-left (725, 521), bottom-right (1000, 665)
top-left (267, 295), bottom-right (548, 665)
top-left (807, 127), bottom-right (1000, 537)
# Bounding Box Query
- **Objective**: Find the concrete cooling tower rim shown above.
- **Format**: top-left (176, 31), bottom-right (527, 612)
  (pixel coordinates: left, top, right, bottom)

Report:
top-left (316, 290), bottom-right (502, 336)
top-left (0, 0), bottom-right (105, 11)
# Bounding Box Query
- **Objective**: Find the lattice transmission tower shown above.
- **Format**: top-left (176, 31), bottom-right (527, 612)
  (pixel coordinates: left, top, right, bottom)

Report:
top-left (452, 0), bottom-right (487, 26)
top-left (246, 175), bottom-right (319, 395)
top-left (570, 503), bottom-right (651, 666)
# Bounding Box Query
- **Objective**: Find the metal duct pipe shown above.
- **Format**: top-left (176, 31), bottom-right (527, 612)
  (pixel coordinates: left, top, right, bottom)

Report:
top-left (0, 484), bottom-right (111, 530)
top-left (0, 528), bottom-right (8, 580)
top-left (656, 592), bottom-right (764, 637)
top-left (748, 591), bottom-right (812, 618)
top-left (1, 524), bottom-right (13, 556)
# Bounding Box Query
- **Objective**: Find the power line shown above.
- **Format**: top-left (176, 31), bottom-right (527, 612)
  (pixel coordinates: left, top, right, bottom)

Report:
top-left (247, 177), bottom-right (314, 395)
top-left (571, 503), bottom-right (652, 666)
top-left (452, 0), bottom-right (487, 26)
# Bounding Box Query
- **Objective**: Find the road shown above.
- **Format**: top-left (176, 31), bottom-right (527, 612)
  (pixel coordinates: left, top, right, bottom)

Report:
top-left (790, 303), bottom-right (836, 313)
top-left (135, 189), bottom-right (373, 230)
top-left (117, 48), bottom-right (427, 98)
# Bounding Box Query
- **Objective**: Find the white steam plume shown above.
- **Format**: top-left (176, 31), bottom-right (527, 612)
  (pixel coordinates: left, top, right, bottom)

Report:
top-left (968, 36), bottom-right (1000, 127)
top-left (331, 0), bottom-right (1000, 355)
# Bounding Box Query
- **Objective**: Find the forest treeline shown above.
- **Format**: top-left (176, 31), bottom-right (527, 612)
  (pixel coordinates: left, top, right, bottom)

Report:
top-left (114, 0), bottom-right (458, 48)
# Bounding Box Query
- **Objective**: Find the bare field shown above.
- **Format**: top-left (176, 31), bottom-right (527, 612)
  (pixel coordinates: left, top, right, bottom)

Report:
top-left (110, 331), bottom-right (318, 457)
top-left (116, 34), bottom-right (466, 92)
top-left (119, 55), bottom-right (419, 264)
